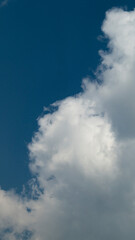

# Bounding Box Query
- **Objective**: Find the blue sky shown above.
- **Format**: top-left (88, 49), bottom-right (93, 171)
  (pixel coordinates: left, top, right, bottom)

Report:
top-left (2, 1), bottom-right (135, 239)
top-left (0, 0), bottom-right (133, 191)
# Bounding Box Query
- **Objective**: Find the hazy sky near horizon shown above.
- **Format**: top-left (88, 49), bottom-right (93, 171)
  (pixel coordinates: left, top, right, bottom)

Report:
top-left (1, 1), bottom-right (135, 239)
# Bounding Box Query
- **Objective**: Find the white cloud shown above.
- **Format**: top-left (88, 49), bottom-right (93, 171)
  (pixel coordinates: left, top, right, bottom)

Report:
top-left (96, 8), bottom-right (135, 138)
top-left (1, 7), bottom-right (135, 240)
top-left (29, 96), bottom-right (117, 181)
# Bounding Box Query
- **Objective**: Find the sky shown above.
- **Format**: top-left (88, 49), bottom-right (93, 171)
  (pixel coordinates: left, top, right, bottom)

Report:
top-left (0, 0), bottom-right (133, 191)
top-left (1, 0), bottom-right (135, 239)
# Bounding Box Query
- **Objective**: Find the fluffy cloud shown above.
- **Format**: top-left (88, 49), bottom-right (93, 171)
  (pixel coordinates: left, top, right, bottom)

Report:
top-left (1, 7), bottom-right (135, 240)
top-left (97, 8), bottom-right (135, 138)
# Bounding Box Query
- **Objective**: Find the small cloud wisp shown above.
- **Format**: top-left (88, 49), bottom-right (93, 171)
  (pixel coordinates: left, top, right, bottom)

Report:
top-left (0, 0), bottom-right (9, 8)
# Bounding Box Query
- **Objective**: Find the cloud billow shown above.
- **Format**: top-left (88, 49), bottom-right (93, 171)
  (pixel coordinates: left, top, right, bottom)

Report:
top-left (1, 8), bottom-right (135, 240)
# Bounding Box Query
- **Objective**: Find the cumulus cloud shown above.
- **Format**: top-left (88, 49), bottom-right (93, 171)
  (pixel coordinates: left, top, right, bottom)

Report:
top-left (97, 8), bottom-right (135, 138)
top-left (1, 7), bottom-right (135, 240)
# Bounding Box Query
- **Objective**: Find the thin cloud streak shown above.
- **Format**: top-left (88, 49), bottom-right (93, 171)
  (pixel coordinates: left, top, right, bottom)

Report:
top-left (0, 0), bottom-right (9, 8)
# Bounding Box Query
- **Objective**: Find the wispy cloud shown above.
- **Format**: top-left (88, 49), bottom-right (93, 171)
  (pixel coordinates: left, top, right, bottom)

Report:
top-left (0, 0), bottom-right (9, 8)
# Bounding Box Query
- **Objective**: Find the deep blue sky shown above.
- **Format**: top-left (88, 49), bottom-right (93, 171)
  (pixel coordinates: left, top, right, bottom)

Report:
top-left (0, 0), bottom-right (134, 192)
